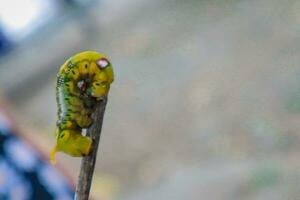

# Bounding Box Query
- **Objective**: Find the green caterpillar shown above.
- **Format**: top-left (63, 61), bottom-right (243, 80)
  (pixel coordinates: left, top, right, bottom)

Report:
top-left (51, 51), bottom-right (114, 164)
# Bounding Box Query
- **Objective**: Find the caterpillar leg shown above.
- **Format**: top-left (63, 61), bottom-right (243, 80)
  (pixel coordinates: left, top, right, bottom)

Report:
top-left (66, 95), bottom-right (83, 107)
top-left (75, 114), bottom-right (93, 128)
top-left (51, 129), bottom-right (92, 164)
top-left (88, 81), bottom-right (110, 98)
top-left (63, 111), bottom-right (93, 128)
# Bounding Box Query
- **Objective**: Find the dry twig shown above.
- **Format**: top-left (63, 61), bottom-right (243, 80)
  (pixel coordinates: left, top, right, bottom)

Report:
top-left (75, 96), bottom-right (108, 200)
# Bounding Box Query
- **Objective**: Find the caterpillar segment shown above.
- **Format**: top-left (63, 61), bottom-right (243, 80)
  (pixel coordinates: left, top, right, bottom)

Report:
top-left (51, 51), bottom-right (114, 164)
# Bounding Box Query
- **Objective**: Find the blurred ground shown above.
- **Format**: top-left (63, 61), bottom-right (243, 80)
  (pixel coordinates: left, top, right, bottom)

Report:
top-left (1, 0), bottom-right (300, 199)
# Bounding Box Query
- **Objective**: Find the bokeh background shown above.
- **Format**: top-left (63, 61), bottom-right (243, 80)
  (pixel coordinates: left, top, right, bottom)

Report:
top-left (0, 0), bottom-right (300, 199)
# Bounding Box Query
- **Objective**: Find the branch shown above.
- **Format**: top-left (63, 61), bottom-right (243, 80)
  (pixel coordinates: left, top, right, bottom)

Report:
top-left (75, 96), bottom-right (108, 200)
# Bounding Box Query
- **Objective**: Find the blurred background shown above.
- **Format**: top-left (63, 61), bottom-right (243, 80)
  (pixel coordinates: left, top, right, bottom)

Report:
top-left (0, 0), bottom-right (299, 199)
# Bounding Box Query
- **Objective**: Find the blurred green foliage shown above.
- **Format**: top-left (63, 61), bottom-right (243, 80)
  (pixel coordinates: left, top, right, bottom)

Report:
top-left (249, 166), bottom-right (280, 190)
top-left (286, 92), bottom-right (300, 113)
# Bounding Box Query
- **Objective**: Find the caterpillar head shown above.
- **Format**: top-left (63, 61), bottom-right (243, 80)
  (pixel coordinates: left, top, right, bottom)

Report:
top-left (66, 51), bottom-right (114, 99)
top-left (50, 130), bottom-right (92, 164)
top-left (90, 55), bottom-right (114, 99)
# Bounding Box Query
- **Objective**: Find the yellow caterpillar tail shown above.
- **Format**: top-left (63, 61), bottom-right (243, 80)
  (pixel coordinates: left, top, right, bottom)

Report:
top-left (50, 145), bottom-right (57, 165)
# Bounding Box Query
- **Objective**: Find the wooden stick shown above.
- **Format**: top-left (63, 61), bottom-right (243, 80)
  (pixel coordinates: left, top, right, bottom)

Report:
top-left (75, 96), bottom-right (108, 200)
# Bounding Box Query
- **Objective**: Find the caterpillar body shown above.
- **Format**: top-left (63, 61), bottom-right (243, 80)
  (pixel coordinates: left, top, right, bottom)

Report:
top-left (50, 51), bottom-right (114, 164)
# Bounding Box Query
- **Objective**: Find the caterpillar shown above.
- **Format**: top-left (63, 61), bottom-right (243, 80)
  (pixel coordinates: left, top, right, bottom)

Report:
top-left (50, 51), bottom-right (114, 164)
